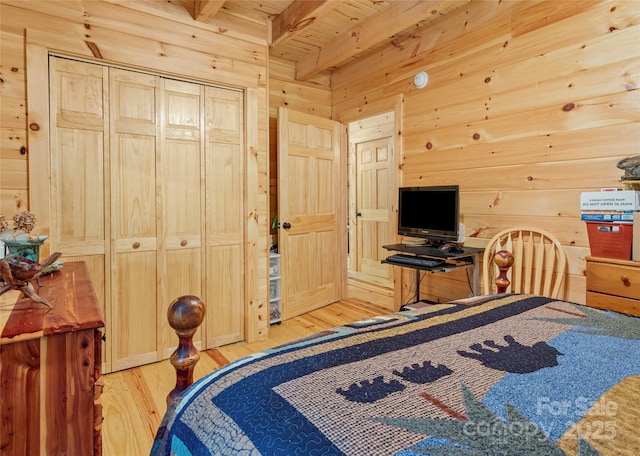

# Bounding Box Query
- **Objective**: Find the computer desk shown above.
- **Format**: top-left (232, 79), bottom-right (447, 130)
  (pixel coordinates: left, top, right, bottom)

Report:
top-left (382, 243), bottom-right (485, 304)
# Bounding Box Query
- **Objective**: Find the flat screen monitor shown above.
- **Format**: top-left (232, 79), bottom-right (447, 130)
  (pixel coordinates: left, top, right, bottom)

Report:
top-left (397, 185), bottom-right (459, 245)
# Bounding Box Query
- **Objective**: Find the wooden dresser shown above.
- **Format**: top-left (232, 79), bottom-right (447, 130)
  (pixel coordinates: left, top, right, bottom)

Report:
top-left (0, 261), bottom-right (105, 455)
top-left (585, 256), bottom-right (640, 317)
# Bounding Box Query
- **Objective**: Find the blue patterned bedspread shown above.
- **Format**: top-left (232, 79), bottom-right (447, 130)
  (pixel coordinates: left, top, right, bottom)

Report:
top-left (152, 294), bottom-right (640, 455)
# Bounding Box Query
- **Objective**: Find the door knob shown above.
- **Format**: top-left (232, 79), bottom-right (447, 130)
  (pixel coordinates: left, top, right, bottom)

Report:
top-left (282, 222), bottom-right (291, 230)
top-left (356, 212), bottom-right (362, 217)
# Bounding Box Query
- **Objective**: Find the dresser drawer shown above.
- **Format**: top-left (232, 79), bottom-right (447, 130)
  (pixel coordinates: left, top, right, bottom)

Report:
top-left (586, 291), bottom-right (640, 316)
top-left (586, 260), bottom-right (640, 301)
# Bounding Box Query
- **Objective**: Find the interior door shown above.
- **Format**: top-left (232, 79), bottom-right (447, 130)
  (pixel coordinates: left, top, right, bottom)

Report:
top-left (157, 78), bottom-right (204, 359)
top-left (278, 108), bottom-right (346, 319)
top-left (204, 87), bottom-right (245, 348)
top-left (110, 68), bottom-right (160, 371)
top-left (49, 57), bottom-right (110, 369)
top-left (355, 137), bottom-right (394, 281)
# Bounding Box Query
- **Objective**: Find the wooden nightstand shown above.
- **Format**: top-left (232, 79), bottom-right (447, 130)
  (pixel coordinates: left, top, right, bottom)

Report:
top-left (586, 256), bottom-right (640, 316)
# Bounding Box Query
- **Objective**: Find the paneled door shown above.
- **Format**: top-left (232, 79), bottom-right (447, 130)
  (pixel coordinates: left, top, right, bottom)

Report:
top-left (203, 87), bottom-right (245, 348)
top-left (277, 108), bottom-right (346, 319)
top-left (156, 78), bottom-right (205, 359)
top-left (48, 57), bottom-right (110, 366)
top-left (355, 137), bottom-right (394, 281)
top-left (109, 68), bottom-right (161, 370)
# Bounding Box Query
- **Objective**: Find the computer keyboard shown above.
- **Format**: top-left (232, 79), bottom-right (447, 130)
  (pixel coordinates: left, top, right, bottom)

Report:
top-left (385, 254), bottom-right (445, 268)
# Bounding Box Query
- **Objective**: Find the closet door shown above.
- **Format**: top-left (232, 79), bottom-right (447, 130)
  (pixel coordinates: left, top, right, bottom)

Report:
top-left (204, 87), bottom-right (245, 348)
top-left (49, 57), bottom-right (109, 367)
top-left (50, 57), bottom-right (244, 371)
top-left (157, 78), bottom-right (205, 358)
top-left (110, 69), bottom-right (160, 371)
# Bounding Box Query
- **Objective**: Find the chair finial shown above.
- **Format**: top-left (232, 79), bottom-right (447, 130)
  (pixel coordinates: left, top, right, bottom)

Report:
top-left (494, 250), bottom-right (514, 293)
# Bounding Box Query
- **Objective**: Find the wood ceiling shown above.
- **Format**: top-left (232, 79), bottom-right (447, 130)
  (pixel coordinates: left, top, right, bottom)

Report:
top-left (138, 0), bottom-right (472, 80)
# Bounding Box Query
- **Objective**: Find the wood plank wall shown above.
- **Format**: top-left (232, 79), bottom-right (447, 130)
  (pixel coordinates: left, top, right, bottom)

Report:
top-left (0, 29), bottom-right (28, 216)
top-left (0, 0), bottom-right (270, 342)
top-left (332, 0), bottom-right (640, 304)
top-left (2, 0), bottom-right (638, 320)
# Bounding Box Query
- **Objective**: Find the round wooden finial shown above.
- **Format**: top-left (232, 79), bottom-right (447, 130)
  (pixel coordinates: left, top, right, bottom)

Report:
top-left (167, 295), bottom-right (205, 334)
top-left (166, 295), bottom-right (206, 405)
top-left (493, 250), bottom-right (514, 269)
top-left (494, 250), bottom-right (514, 293)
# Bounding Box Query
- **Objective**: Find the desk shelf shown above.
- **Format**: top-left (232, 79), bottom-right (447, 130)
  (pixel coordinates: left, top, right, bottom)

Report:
top-left (382, 243), bottom-right (482, 260)
top-left (382, 259), bottom-right (463, 273)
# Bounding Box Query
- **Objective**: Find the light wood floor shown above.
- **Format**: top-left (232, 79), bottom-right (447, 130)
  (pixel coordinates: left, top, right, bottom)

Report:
top-left (101, 298), bottom-right (390, 455)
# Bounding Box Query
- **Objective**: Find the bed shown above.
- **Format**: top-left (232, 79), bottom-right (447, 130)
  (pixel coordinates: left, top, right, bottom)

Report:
top-left (152, 290), bottom-right (640, 456)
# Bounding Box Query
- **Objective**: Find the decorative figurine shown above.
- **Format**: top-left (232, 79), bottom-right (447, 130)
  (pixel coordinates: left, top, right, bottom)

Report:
top-left (0, 210), bottom-right (48, 262)
top-left (0, 252), bottom-right (62, 307)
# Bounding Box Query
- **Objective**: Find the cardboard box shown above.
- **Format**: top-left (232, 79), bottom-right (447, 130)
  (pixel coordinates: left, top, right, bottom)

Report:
top-left (580, 190), bottom-right (639, 211)
top-left (634, 212), bottom-right (640, 262)
top-left (586, 222), bottom-right (633, 260)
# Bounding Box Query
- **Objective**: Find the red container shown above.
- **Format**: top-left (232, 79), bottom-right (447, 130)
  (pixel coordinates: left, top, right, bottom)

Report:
top-left (586, 222), bottom-right (633, 260)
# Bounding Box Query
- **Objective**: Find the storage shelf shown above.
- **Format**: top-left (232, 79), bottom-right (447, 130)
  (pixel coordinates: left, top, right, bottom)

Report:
top-left (269, 253), bottom-right (281, 324)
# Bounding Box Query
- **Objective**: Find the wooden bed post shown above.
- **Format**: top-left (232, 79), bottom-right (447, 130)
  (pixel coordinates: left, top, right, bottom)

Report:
top-left (166, 295), bottom-right (206, 406)
top-left (494, 250), bottom-right (514, 293)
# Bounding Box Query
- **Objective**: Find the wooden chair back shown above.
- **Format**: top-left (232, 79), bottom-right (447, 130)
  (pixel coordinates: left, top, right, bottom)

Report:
top-left (482, 227), bottom-right (567, 299)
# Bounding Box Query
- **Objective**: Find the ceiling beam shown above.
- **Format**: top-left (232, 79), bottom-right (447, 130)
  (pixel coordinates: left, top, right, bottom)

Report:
top-left (295, 0), bottom-right (455, 80)
top-left (192, 0), bottom-right (226, 22)
top-left (270, 0), bottom-right (340, 46)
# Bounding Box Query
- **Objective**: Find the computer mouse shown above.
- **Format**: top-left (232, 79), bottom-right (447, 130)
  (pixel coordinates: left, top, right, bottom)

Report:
top-left (439, 243), bottom-right (464, 253)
